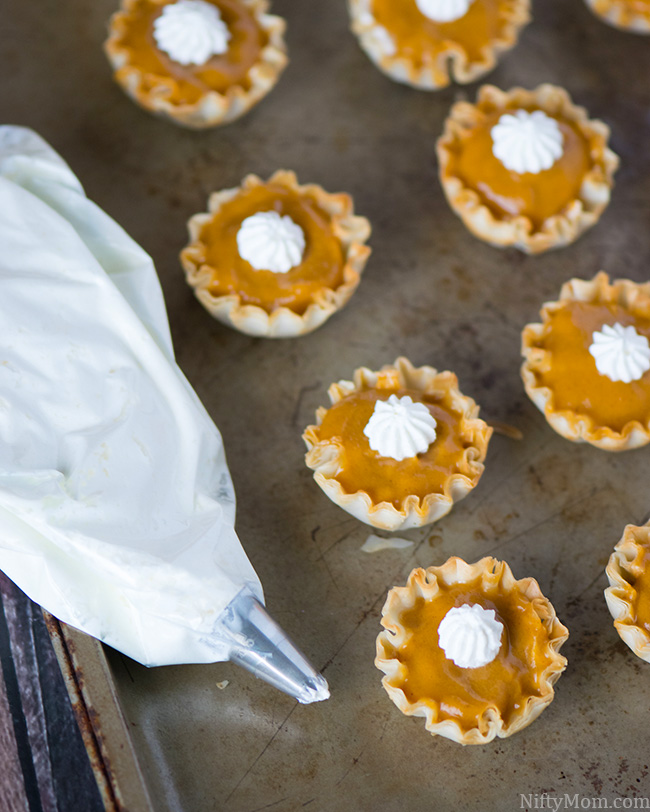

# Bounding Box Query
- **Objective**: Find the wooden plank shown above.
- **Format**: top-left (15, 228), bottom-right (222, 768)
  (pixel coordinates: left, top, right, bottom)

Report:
top-left (0, 574), bottom-right (106, 812)
top-left (0, 661), bottom-right (29, 812)
top-left (2, 578), bottom-right (57, 812)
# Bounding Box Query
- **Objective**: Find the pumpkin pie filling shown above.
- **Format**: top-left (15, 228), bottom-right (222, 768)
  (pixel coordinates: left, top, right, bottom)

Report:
top-left (371, 0), bottom-right (509, 65)
top-left (449, 111), bottom-right (591, 228)
top-left (313, 387), bottom-right (468, 507)
top-left (533, 301), bottom-right (650, 432)
top-left (396, 576), bottom-right (555, 730)
top-left (197, 184), bottom-right (345, 314)
top-left (114, 0), bottom-right (267, 104)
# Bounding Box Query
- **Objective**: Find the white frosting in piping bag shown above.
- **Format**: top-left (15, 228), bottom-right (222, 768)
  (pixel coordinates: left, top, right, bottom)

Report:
top-left (589, 322), bottom-right (650, 383)
top-left (491, 110), bottom-right (564, 175)
top-left (0, 126), bottom-right (330, 703)
top-left (0, 126), bottom-right (263, 667)
top-left (153, 0), bottom-right (231, 65)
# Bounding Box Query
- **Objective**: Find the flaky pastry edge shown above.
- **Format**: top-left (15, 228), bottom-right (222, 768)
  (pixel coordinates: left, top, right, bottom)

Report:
top-left (347, 0), bottom-right (530, 89)
top-left (375, 557), bottom-right (569, 744)
top-left (585, 0), bottom-right (650, 33)
top-left (436, 84), bottom-right (619, 254)
top-left (302, 357), bottom-right (492, 531)
top-left (180, 170), bottom-right (371, 337)
top-left (605, 523), bottom-right (650, 663)
top-left (104, 0), bottom-right (288, 129)
top-left (521, 272), bottom-right (650, 450)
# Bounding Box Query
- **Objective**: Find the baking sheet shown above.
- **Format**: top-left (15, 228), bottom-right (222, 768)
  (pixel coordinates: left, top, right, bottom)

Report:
top-left (6, 0), bottom-right (650, 809)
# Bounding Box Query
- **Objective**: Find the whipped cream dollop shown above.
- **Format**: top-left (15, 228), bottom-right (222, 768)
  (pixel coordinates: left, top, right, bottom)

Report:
top-left (438, 604), bottom-right (503, 668)
top-left (491, 110), bottom-right (564, 175)
top-left (589, 322), bottom-right (650, 383)
top-left (415, 0), bottom-right (474, 22)
top-left (236, 211), bottom-right (306, 273)
top-left (153, 0), bottom-right (231, 66)
top-left (363, 394), bottom-right (437, 461)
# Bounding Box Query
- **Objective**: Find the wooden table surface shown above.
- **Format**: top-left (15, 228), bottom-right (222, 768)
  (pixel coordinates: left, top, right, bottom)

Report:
top-left (0, 572), bottom-right (104, 812)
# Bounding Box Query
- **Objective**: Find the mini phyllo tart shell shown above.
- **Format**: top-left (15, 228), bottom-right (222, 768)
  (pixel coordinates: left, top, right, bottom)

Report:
top-left (376, 557), bottom-right (569, 745)
top-left (302, 358), bottom-right (492, 531)
top-left (347, 0), bottom-right (530, 90)
top-left (104, 0), bottom-right (288, 129)
top-left (436, 84), bottom-right (619, 254)
top-left (605, 523), bottom-right (650, 663)
top-left (180, 170), bottom-right (371, 337)
top-left (585, 0), bottom-right (650, 33)
top-left (521, 273), bottom-right (650, 451)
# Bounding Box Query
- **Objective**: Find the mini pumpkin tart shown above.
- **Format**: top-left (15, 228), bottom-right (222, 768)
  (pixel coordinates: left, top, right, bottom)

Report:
top-left (104, 0), bottom-right (288, 128)
top-left (348, 0), bottom-right (530, 90)
top-left (605, 523), bottom-right (650, 663)
top-left (436, 84), bottom-right (619, 253)
top-left (302, 358), bottom-right (492, 531)
top-left (180, 171), bottom-right (371, 337)
top-left (585, 0), bottom-right (650, 33)
top-left (521, 273), bottom-right (650, 450)
top-left (375, 557), bottom-right (569, 744)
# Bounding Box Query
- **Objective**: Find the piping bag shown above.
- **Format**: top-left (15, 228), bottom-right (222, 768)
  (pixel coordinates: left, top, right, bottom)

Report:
top-left (0, 126), bottom-right (328, 704)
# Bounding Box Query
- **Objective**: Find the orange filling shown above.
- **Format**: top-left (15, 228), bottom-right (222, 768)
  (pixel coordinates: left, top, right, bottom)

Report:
top-left (534, 301), bottom-right (650, 433)
top-left (314, 388), bottom-right (469, 506)
top-left (396, 576), bottom-right (555, 731)
top-left (448, 110), bottom-right (591, 228)
top-left (371, 0), bottom-right (510, 65)
top-left (114, 0), bottom-right (266, 104)
top-left (630, 545), bottom-right (650, 633)
top-left (198, 184), bottom-right (344, 314)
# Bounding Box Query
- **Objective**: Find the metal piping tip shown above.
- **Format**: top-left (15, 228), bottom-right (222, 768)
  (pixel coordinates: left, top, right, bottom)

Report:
top-left (294, 672), bottom-right (330, 705)
top-left (215, 587), bottom-right (330, 704)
